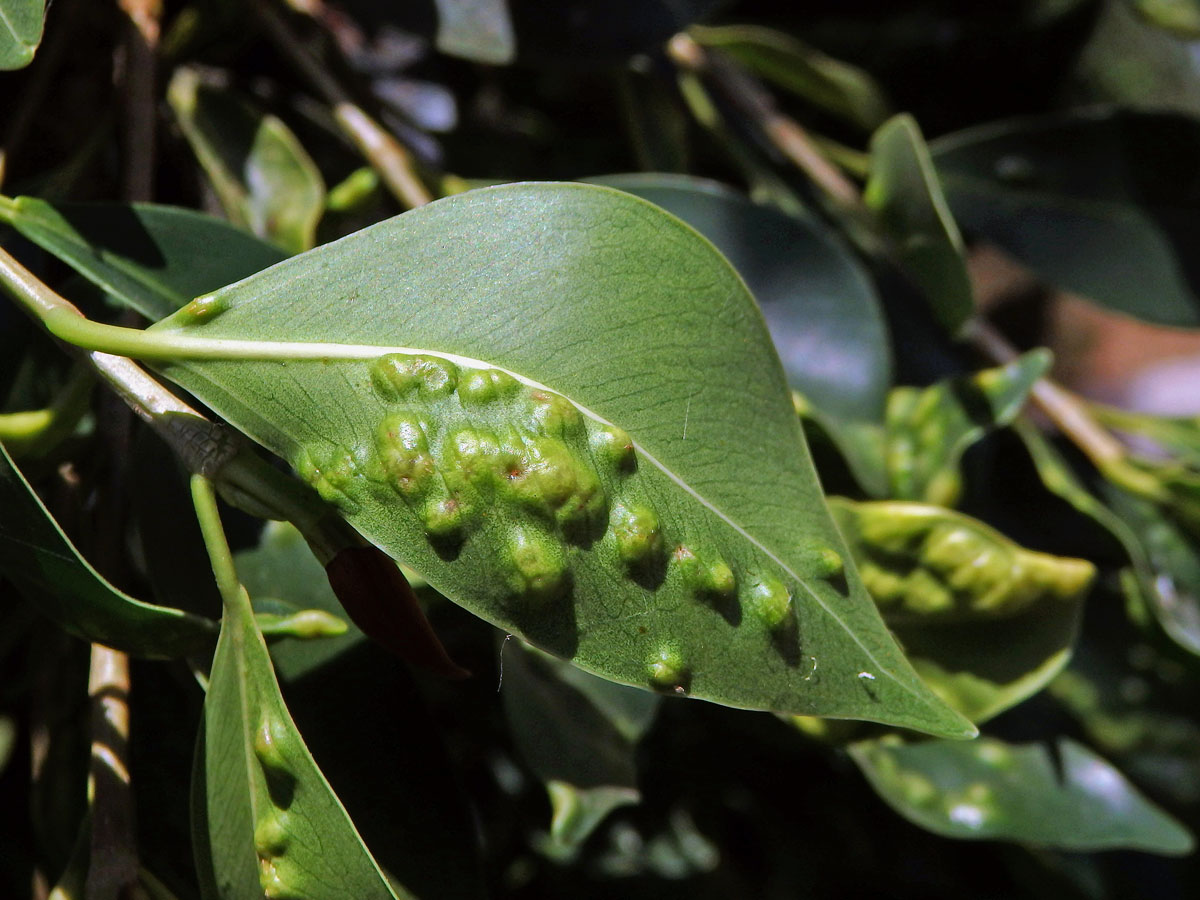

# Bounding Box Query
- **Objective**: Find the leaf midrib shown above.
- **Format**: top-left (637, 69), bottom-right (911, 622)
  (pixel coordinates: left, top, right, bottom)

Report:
top-left (162, 335), bottom-right (925, 704)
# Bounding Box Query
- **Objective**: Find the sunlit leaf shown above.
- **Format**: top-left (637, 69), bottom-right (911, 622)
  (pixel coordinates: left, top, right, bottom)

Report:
top-left (0, 195), bottom-right (285, 320)
top-left (168, 68), bottom-right (326, 255)
top-left (851, 736), bottom-right (1194, 854)
top-left (149, 183), bottom-right (971, 736)
top-left (690, 24), bottom-right (890, 130)
top-left (832, 499), bottom-right (1091, 722)
top-left (0, 442), bottom-right (215, 657)
top-left (0, 0), bottom-right (43, 70)
top-left (866, 114), bottom-right (974, 336)
top-left (932, 107), bottom-right (1200, 328)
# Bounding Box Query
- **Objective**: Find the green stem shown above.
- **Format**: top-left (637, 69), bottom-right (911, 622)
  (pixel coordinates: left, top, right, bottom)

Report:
top-left (190, 474), bottom-right (252, 618)
top-left (0, 363), bottom-right (94, 457)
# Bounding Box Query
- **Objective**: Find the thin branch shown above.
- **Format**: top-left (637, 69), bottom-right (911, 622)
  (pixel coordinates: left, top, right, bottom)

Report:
top-left (117, 0), bottom-right (162, 204)
top-left (667, 33), bottom-right (862, 212)
top-left (254, 1), bottom-right (433, 208)
top-left (84, 645), bottom-right (137, 900)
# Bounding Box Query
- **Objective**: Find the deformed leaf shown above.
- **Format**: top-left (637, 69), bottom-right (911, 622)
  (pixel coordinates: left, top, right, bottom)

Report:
top-left (0, 195), bottom-right (285, 320)
top-left (432, 0), bottom-right (515, 64)
top-left (865, 114), bottom-right (975, 336)
top-left (168, 68), bottom-right (326, 255)
top-left (202, 566), bottom-right (413, 898)
top-left (850, 735), bottom-right (1194, 854)
top-left (884, 350), bottom-right (1051, 505)
top-left (832, 494), bottom-right (1089, 723)
top-left (0, 442), bottom-right (215, 657)
top-left (932, 108), bottom-right (1200, 328)
top-left (831, 499), bottom-right (1094, 625)
top-left (689, 24), bottom-right (891, 131)
top-left (0, 0), bottom-right (43, 70)
top-left (149, 183), bottom-right (972, 737)
top-left (502, 640), bottom-right (657, 856)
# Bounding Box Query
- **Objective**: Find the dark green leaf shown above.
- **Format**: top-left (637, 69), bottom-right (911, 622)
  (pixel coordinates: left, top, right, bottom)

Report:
top-left (832, 498), bottom-right (1091, 722)
top-left (203, 576), bottom-right (412, 898)
top-left (932, 107), bottom-right (1200, 328)
top-left (690, 24), bottom-right (890, 131)
top-left (0, 442), bottom-right (215, 657)
top-left (432, 0), bottom-right (515, 64)
top-left (151, 183), bottom-right (972, 737)
top-left (0, 0), bottom-right (43, 70)
top-left (508, 0), bottom-right (721, 65)
top-left (502, 640), bottom-right (658, 855)
top-left (865, 114), bottom-right (975, 336)
top-left (167, 68), bottom-right (326, 255)
top-left (0, 196), bottom-right (286, 320)
top-left (851, 736), bottom-right (1194, 854)
top-left (1016, 422), bottom-right (1200, 655)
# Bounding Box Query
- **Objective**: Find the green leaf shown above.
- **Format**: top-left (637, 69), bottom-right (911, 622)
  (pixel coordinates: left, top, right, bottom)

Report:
top-left (850, 735), bottom-right (1194, 854)
top-left (237, 521), bottom-right (363, 681)
top-left (884, 350), bottom-right (1051, 505)
top-left (0, 442), bottom-right (215, 657)
top-left (865, 114), bottom-right (975, 336)
top-left (150, 183), bottom-right (972, 737)
top-left (0, 0), bottom-right (43, 70)
top-left (831, 498), bottom-right (1094, 624)
top-left (932, 107), bottom-right (1200, 328)
top-left (0, 716), bottom-right (13, 775)
top-left (501, 640), bottom-right (658, 856)
top-left (168, 68), bottom-right (326, 255)
top-left (1016, 421), bottom-right (1200, 655)
top-left (689, 25), bottom-right (891, 131)
top-left (1130, 0), bottom-right (1200, 37)
top-left (202, 573), bottom-right (413, 898)
top-left (432, 0), bottom-right (515, 64)
top-left (0, 196), bottom-right (286, 320)
top-left (588, 175), bottom-right (893, 425)
top-left (587, 175), bottom-right (892, 495)
top-left (832, 499), bottom-right (1091, 722)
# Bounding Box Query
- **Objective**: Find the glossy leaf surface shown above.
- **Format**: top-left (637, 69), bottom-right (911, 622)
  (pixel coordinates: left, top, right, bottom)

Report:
top-left (502, 640), bottom-right (658, 855)
top-left (0, 0), bottom-right (43, 69)
top-left (589, 175), bottom-right (892, 427)
top-left (932, 108), bottom-right (1200, 327)
top-left (0, 442), bottom-right (215, 657)
top-left (202, 570), bottom-right (411, 898)
top-left (151, 183), bottom-right (971, 736)
top-left (851, 736), bottom-right (1194, 854)
top-left (168, 69), bottom-right (326, 255)
top-left (690, 25), bottom-right (890, 130)
top-left (0, 196), bottom-right (285, 320)
top-left (865, 114), bottom-right (974, 336)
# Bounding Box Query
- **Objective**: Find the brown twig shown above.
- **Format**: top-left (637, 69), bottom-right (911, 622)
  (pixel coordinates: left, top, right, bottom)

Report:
top-left (667, 33), bottom-right (862, 212)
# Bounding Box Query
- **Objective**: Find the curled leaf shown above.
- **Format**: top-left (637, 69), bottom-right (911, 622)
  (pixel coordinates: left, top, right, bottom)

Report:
top-left (831, 498), bottom-right (1095, 624)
